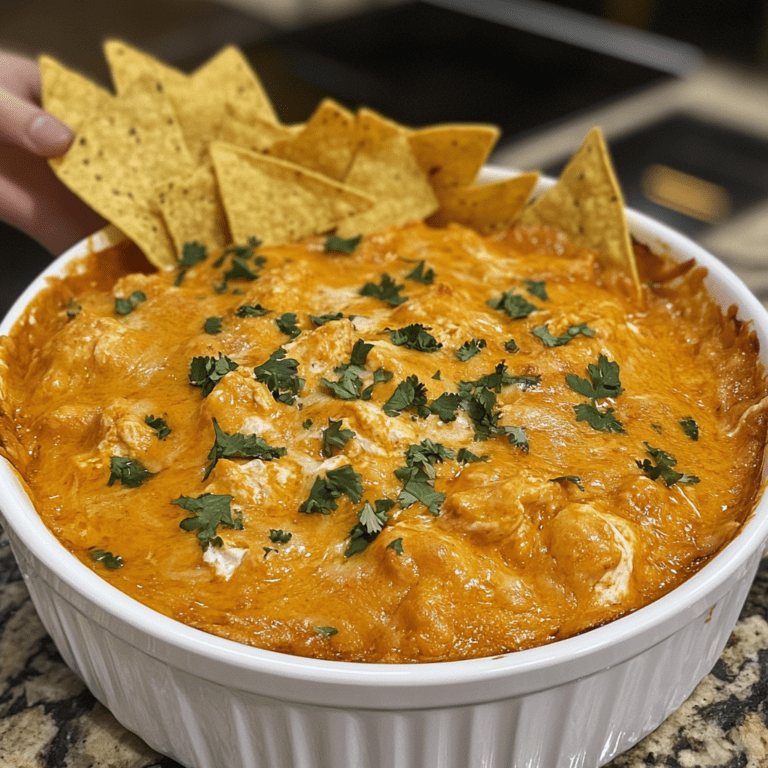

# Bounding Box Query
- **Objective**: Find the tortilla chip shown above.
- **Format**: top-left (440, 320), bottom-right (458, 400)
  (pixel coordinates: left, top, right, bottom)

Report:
top-left (105, 40), bottom-right (281, 164)
top-left (215, 114), bottom-right (293, 154)
top-left (39, 55), bottom-right (113, 133)
top-left (517, 127), bottom-right (639, 286)
top-left (48, 74), bottom-right (194, 268)
top-left (210, 142), bottom-right (375, 246)
top-left (269, 99), bottom-right (358, 181)
top-left (336, 109), bottom-right (439, 238)
top-left (156, 163), bottom-right (229, 255)
top-left (408, 124), bottom-right (500, 189)
top-left (428, 172), bottom-right (539, 232)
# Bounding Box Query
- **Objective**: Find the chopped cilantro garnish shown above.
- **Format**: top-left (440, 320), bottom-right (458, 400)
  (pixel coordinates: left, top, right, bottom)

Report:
top-left (432, 370), bottom-right (442, 380)
top-left (302, 419), bottom-right (313, 429)
top-left (236, 303), bottom-right (271, 317)
top-left (525, 279), bottom-right (548, 300)
top-left (506, 426), bottom-right (530, 452)
top-left (325, 234), bottom-right (361, 253)
top-left (107, 456), bottom-right (155, 488)
top-left (203, 316), bottom-right (223, 335)
top-left (395, 464), bottom-right (446, 515)
top-left (566, 354), bottom-right (623, 400)
top-left (269, 529), bottom-right (292, 544)
top-left (652, 422), bottom-right (663, 434)
top-left (179, 241), bottom-right (208, 267)
top-left (253, 349), bottom-right (304, 405)
top-left (532, 322), bottom-right (595, 348)
top-left (680, 417), bottom-right (699, 441)
top-left (636, 444), bottom-right (700, 487)
top-left (322, 419), bottom-right (356, 457)
top-left (350, 338), bottom-right (373, 367)
top-left (387, 538), bottom-right (404, 555)
top-left (550, 475), bottom-right (585, 491)
top-left (456, 372), bottom-right (529, 445)
top-left (455, 338), bottom-right (487, 361)
top-left (404, 439), bottom-right (455, 479)
top-left (321, 368), bottom-right (366, 400)
top-left (390, 324), bottom-right (442, 352)
top-left (504, 338), bottom-right (520, 353)
top-left (574, 402), bottom-right (625, 433)
top-left (314, 626), bottom-right (338, 637)
top-left (344, 498), bottom-right (396, 557)
top-left (299, 464), bottom-right (364, 514)
top-left (114, 291), bottom-right (146, 316)
top-left (429, 392), bottom-right (462, 422)
top-left (189, 353), bottom-right (239, 397)
top-left (145, 414), bottom-right (171, 440)
top-left (456, 447), bottom-right (489, 464)
top-left (406, 260), bottom-right (435, 284)
top-left (310, 312), bottom-right (344, 326)
top-left (204, 418), bottom-right (286, 479)
top-left (173, 493), bottom-right (241, 551)
top-left (66, 298), bottom-right (82, 318)
top-left (90, 549), bottom-right (123, 569)
top-left (487, 290), bottom-right (537, 320)
top-left (360, 273), bottom-right (408, 306)
top-left (275, 312), bottom-right (301, 339)
top-left (321, 340), bottom-right (389, 401)
top-left (469, 362), bottom-right (539, 392)
top-left (383, 375), bottom-right (430, 418)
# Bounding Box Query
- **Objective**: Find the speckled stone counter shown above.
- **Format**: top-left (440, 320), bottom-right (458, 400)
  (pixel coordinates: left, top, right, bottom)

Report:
top-left (2, 521), bottom-right (768, 767)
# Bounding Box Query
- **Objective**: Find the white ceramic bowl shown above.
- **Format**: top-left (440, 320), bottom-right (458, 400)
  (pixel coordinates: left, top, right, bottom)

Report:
top-left (1, 170), bottom-right (768, 768)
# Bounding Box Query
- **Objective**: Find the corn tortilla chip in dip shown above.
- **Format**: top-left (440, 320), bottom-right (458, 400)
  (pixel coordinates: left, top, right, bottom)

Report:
top-left (156, 163), bottom-right (229, 254)
top-left (47, 73), bottom-right (194, 268)
top-left (39, 55), bottom-right (112, 134)
top-left (428, 172), bottom-right (539, 232)
top-left (210, 141), bottom-right (375, 245)
top-left (336, 109), bottom-right (439, 238)
top-left (518, 127), bottom-right (639, 286)
top-left (269, 98), bottom-right (358, 181)
top-left (408, 124), bottom-right (500, 189)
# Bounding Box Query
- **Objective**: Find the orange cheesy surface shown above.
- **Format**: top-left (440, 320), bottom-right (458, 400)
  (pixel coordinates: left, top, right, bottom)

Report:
top-left (0, 221), bottom-right (765, 663)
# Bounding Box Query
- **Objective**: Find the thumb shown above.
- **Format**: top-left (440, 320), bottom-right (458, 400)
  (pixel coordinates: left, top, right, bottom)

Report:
top-left (0, 87), bottom-right (73, 158)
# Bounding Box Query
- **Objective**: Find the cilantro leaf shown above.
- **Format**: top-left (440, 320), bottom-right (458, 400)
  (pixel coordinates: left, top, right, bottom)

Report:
top-left (325, 234), bottom-right (361, 253)
top-left (275, 312), bottom-right (301, 339)
top-left (504, 338), bottom-right (520, 353)
top-left (395, 464), bottom-right (446, 515)
top-left (322, 419), bottom-right (356, 457)
top-left (344, 499), bottom-right (396, 557)
top-left (566, 354), bottom-right (623, 400)
top-left (456, 447), bottom-right (489, 464)
top-left (383, 375), bottom-right (430, 418)
top-left (387, 538), bottom-right (404, 555)
top-left (506, 426), bottom-right (530, 452)
top-left (173, 493), bottom-right (241, 550)
top-left (532, 322), bottom-right (595, 347)
top-left (487, 290), bottom-right (537, 320)
top-left (107, 456), bottom-right (155, 488)
top-left (204, 418), bottom-right (286, 479)
top-left (390, 324), bottom-right (442, 352)
top-left (574, 402), bottom-right (625, 433)
top-left (236, 303), bottom-right (271, 317)
top-left (321, 368), bottom-right (366, 400)
top-left (189, 353), bottom-right (239, 397)
top-left (429, 392), bottom-right (462, 422)
top-left (470, 361), bottom-right (539, 392)
top-left (406, 260), bottom-right (435, 284)
top-left (91, 549), bottom-right (123, 569)
top-left (203, 316), bottom-right (223, 335)
top-left (310, 312), bottom-right (344, 326)
top-left (145, 414), bottom-right (171, 440)
top-left (525, 279), bottom-right (548, 300)
top-left (360, 273), bottom-right (408, 306)
top-left (314, 626), bottom-right (338, 637)
top-left (680, 417), bottom-right (699, 441)
top-left (455, 338), bottom-right (487, 361)
top-left (636, 443), bottom-right (700, 487)
top-left (269, 529), bottom-right (292, 544)
top-left (114, 290), bottom-right (146, 316)
top-left (253, 349), bottom-right (305, 405)
top-left (550, 475), bottom-right (585, 491)
top-left (299, 464), bottom-right (364, 514)
top-left (179, 241), bottom-right (208, 267)
top-left (404, 439), bottom-right (455, 479)
top-left (349, 338), bottom-right (373, 368)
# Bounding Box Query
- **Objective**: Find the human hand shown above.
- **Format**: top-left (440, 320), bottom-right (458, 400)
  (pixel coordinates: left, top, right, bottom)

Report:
top-left (0, 51), bottom-right (106, 254)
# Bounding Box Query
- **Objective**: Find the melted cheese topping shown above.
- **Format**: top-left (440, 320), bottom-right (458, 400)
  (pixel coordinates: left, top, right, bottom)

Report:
top-left (0, 221), bottom-right (766, 663)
